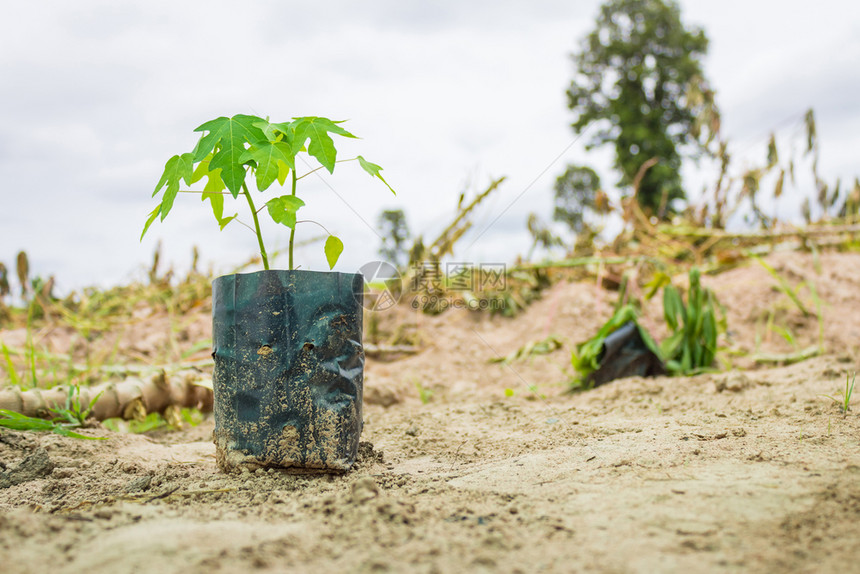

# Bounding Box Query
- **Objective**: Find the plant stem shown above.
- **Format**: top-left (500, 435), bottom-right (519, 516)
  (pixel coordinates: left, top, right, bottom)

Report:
top-left (242, 182), bottom-right (269, 270)
top-left (289, 169), bottom-right (297, 270)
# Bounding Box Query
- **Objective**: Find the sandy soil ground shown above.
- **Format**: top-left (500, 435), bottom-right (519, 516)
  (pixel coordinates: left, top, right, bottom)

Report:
top-left (1, 251), bottom-right (859, 573)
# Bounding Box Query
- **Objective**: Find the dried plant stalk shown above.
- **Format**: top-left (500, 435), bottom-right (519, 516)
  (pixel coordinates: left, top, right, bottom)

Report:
top-left (0, 369), bottom-right (212, 421)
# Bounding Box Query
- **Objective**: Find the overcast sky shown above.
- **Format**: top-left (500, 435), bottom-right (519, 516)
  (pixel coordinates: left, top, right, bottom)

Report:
top-left (1, 1), bottom-right (858, 293)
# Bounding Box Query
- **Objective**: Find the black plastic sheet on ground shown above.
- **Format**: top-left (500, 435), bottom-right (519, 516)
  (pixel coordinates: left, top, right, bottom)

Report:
top-left (586, 321), bottom-right (666, 387)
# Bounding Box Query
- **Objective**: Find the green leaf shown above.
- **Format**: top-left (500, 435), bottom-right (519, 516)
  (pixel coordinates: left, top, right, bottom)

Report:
top-left (201, 191), bottom-right (224, 223)
top-left (192, 114), bottom-right (265, 161)
top-left (54, 427), bottom-right (107, 440)
top-left (665, 359), bottom-right (682, 374)
top-left (634, 323), bottom-right (664, 361)
top-left (218, 214), bottom-right (237, 231)
top-left (140, 204), bottom-right (161, 241)
top-left (266, 196), bottom-right (305, 229)
top-left (663, 286), bottom-right (683, 331)
top-left (324, 235), bottom-right (344, 269)
top-left (570, 304), bottom-right (640, 382)
top-left (681, 344), bottom-right (692, 373)
top-left (753, 255), bottom-right (809, 316)
top-left (239, 141), bottom-right (295, 191)
top-left (1, 344), bottom-right (19, 386)
top-left (357, 155), bottom-right (396, 195)
top-left (277, 160), bottom-right (290, 186)
top-left (659, 331), bottom-right (684, 359)
top-left (253, 118), bottom-right (286, 142)
top-left (0, 409), bottom-right (38, 421)
top-left (0, 417), bottom-right (53, 431)
top-left (643, 271), bottom-right (670, 300)
top-left (189, 154), bottom-right (227, 224)
top-left (153, 153), bottom-right (195, 220)
top-left (0, 410), bottom-right (105, 440)
top-left (291, 117), bottom-right (356, 173)
top-left (193, 115), bottom-right (266, 197)
top-left (263, 121), bottom-right (306, 154)
top-left (190, 154), bottom-right (226, 191)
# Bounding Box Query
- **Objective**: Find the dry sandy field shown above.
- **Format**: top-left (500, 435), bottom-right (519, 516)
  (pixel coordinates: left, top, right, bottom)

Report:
top-left (1, 251), bottom-right (859, 573)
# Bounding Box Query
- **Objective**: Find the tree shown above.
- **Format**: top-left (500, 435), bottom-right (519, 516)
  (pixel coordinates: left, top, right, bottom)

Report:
top-left (554, 165), bottom-right (602, 234)
top-left (525, 213), bottom-right (563, 261)
top-left (377, 209), bottom-right (411, 268)
top-left (565, 0), bottom-right (714, 217)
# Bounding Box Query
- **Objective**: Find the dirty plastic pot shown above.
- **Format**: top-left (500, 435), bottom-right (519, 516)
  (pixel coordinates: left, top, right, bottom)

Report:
top-left (211, 270), bottom-right (364, 473)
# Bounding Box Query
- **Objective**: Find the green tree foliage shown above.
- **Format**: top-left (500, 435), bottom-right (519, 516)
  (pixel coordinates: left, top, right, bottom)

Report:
top-left (526, 213), bottom-right (563, 260)
top-left (553, 165), bottom-right (602, 234)
top-left (565, 0), bottom-right (713, 216)
top-left (377, 209), bottom-right (411, 268)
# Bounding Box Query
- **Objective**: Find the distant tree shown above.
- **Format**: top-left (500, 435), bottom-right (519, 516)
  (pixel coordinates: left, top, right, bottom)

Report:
top-left (553, 165), bottom-right (602, 235)
top-left (0, 262), bottom-right (8, 300)
top-left (377, 209), bottom-right (411, 268)
top-left (526, 213), bottom-right (563, 261)
top-left (0, 262), bottom-right (9, 322)
top-left (565, 0), bottom-right (715, 217)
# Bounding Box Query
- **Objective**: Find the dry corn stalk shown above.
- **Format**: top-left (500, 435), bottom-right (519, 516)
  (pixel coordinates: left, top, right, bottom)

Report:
top-left (0, 369), bottom-right (213, 421)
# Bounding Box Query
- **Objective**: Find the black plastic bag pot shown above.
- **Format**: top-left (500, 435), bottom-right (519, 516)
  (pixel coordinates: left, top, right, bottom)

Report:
top-left (587, 321), bottom-right (666, 387)
top-left (212, 270), bottom-right (364, 473)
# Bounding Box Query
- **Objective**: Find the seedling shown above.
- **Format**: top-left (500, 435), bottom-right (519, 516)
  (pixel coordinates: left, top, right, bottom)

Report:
top-left (49, 384), bottom-right (104, 427)
top-left (822, 371), bottom-right (856, 415)
top-left (414, 380), bottom-right (434, 405)
top-left (753, 256), bottom-right (809, 316)
top-left (143, 114), bottom-right (395, 270)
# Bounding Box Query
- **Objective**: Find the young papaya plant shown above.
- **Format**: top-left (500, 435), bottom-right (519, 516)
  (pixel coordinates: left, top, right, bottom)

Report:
top-left (142, 115), bottom-right (395, 270)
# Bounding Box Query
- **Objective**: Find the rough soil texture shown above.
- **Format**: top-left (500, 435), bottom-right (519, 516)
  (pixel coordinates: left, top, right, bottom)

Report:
top-left (1, 251), bottom-right (859, 573)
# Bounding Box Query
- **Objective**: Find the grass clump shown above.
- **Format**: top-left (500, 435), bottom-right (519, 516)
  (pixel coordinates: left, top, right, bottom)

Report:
top-left (661, 268), bottom-right (722, 375)
top-left (822, 371), bottom-right (856, 415)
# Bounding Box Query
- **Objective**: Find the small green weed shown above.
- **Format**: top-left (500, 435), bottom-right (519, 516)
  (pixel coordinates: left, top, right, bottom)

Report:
top-left (102, 407), bottom-right (204, 434)
top-left (1, 343), bottom-right (19, 386)
top-left (490, 335), bottom-right (563, 365)
top-left (50, 384), bottom-right (104, 426)
top-left (414, 381), bottom-right (434, 405)
top-left (821, 371), bottom-right (856, 415)
top-left (0, 384), bottom-right (106, 440)
top-left (753, 256), bottom-right (809, 316)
